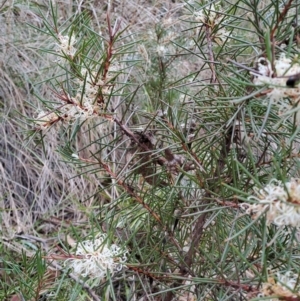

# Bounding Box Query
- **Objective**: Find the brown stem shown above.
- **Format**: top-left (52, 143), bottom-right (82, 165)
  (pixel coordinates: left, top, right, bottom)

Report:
top-left (97, 159), bottom-right (182, 251)
top-left (205, 24), bottom-right (217, 83)
top-left (270, 0), bottom-right (294, 39)
top-left (165, 127), bottom-right (233, 301)
top-left (100, 160), bottom-right (163, 224)
top-left (101, 14), bottom-right (121, 83)
top-left (270, 0), bottom-right (294, 72)
top-left (114, 117), bottom-right (167, 167)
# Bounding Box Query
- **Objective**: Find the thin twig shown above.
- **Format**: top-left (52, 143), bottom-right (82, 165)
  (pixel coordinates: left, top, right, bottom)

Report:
top-left (165, 126), bottom-right (233, 301)
top-left (114, 117), bottom-right (167, 166)
top-left (205, 24), bottom-right (217, 83)
top-left (98, 159), bottom-right (182, 250)
top-left (270, 0), bottom-right (294, 72)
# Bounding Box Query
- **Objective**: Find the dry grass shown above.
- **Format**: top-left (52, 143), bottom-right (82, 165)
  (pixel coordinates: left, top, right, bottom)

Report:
top-left (0, 0), bottom-right (200, 237)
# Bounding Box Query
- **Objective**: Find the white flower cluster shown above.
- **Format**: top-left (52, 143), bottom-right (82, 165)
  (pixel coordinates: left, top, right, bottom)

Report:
top-left (241, 179), bottom-right (300, 227)
top-left (156, 45), bottom-right (168, 57)
top-left (150, 29), bottom-right (177, 58)
top-left (35, 33), bottom-right (119, 130)
top-left (77, 67), bottom-right (115, 104)
top-left (65, 234), bottom-right (128, 281)
top-left (194, 3), bottom-right (219, 25)
top-left (260, 271), bottom-right (299, 300)
top-left (254, 54), bottom-right (300, 89)
top-left (193, 2), bottom-right (230, 44)
top-left (34, 89), bottom-right (101, 130)
top-left (253, 54), bottom-right (300, 123)
top-left (56, 33), bottom-right (77, 58)
top-left (34, 111), bottom-right (60, 130)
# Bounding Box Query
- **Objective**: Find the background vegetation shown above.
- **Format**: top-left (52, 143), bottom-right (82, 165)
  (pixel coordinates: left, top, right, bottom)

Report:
top-left (1, 0), bottom-right (300, 300)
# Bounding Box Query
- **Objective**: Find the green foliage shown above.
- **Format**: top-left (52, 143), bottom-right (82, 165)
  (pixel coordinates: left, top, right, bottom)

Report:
top-left (2, 0), bottom-right (300, 300)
